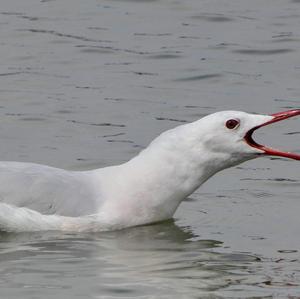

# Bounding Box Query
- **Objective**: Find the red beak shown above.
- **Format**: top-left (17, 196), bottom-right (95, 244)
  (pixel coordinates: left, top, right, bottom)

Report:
top-left (244, 109), bottom-right (300, 160)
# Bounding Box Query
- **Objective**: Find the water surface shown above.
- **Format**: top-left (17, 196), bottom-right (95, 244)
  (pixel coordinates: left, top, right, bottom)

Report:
top-left (0, 0), bottom-right (300, 298)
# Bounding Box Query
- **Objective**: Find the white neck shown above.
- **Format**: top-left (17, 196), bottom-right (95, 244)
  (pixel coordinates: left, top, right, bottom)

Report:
top-left (97, 123), bottom-right (237, 228)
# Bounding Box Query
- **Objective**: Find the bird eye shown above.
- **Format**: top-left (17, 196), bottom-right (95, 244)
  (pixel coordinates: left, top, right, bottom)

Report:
top-left (225, 119), bottom-right (240, 130)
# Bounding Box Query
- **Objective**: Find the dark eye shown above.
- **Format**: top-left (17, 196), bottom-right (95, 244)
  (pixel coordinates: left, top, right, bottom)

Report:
top-left (225, 119), bottom-right (240, 130)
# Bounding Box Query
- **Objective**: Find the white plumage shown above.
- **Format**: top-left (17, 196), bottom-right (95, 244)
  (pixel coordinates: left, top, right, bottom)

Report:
top-left (0, 110), bottom-right (298, 232)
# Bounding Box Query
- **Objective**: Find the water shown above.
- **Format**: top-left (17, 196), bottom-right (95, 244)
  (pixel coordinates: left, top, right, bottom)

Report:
top-left (0, 0), bottom-right (300, 297)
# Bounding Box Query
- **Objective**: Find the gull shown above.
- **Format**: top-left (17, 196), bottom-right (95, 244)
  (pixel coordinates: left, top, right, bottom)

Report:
top-left (0, 109), bottom-right (299, 232)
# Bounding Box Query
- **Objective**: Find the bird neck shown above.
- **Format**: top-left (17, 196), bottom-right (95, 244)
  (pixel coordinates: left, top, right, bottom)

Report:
top-left (124, 139), bottom-right (228, 201)
top-left (100, 126), bottom-right (233, 225)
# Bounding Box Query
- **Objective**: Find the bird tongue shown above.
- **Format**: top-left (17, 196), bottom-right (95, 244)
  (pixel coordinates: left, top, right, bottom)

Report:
top-left (244, 109), bottom-right (300, 160)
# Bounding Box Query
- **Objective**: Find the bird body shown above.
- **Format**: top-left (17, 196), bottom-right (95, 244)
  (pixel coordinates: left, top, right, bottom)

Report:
top-left (0, 110), bottom-right (298, 232)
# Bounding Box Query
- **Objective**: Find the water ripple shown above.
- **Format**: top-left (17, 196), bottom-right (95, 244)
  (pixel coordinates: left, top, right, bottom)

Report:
top-left (174, 74), bottom-right (222, 81)
top-left (21, 29), bottom-right (114, 43)
top-left (233, 48), bottom-right (294, 55)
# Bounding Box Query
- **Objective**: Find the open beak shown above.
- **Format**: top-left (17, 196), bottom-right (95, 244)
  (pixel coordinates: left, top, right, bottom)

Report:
top-left (244, 109), bottom-right (300, 160)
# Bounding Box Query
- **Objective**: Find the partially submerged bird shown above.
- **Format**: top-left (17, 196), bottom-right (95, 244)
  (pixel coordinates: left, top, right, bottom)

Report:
top-left (0, 109), bottom-right (299, 232)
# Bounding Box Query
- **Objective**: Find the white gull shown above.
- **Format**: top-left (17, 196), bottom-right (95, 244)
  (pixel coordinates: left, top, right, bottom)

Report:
top-left (0, 109), bottom-right (299, 232)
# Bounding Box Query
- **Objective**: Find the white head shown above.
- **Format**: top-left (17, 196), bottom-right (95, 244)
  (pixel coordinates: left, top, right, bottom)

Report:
top-left (148, 109), bottom-right (300, 175)
top-left (191, 110), bottom-right (272, 162)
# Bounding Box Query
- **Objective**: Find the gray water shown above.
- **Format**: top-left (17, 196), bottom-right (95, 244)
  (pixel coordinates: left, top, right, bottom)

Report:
top-left (0, 0), bottom-right (300, 298)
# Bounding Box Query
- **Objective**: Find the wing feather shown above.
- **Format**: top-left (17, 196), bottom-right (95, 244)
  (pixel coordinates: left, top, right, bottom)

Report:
top-left (0, 162), bottom-right (99, 216)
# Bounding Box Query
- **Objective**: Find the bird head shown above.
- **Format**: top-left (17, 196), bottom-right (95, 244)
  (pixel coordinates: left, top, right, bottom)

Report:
top-left (195, 109), bottom-right (300, 166)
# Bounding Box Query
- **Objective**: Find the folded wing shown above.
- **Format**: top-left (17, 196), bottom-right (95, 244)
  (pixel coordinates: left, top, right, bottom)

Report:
top-left (0, 162), bottom-right (99, 217)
